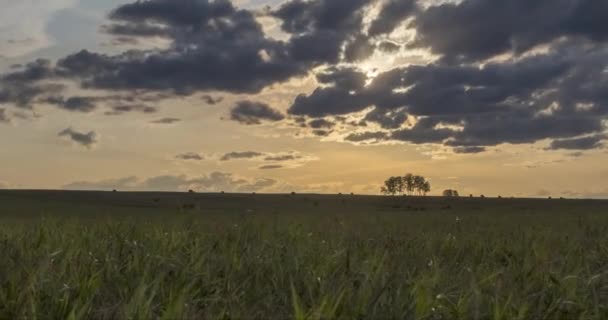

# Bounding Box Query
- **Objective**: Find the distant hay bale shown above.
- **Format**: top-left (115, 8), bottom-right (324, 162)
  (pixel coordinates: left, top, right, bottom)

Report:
top-left (188, 189), bottom-right (195, 193)
top-left (112, 189), bottom-right (117, 193)
top-left (291, 192), bottom-right (296, 195)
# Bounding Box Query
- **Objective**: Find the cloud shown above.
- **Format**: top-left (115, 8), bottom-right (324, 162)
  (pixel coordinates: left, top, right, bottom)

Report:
top-left (368, 0), bottom-right (416, 37)
top-left (413, 0), bottom-right (608, 63)
top-left (259, 165), bottom-right (283, 170)
top-left (453, 146), bottom-right (486, 154)
top-left (230, 101), bottom-right (285, 125)
top-left (63, 172), bottom-right (278, 193)
top-left (201, 95), bottom-right (223, 105)
top-left (45, 96), bottom-right (97, 113)
top-left (150, 117), bottom-right (181, 124)
top-left (105, 104), bottom-right (157, 116)
top-left (549, 135), bottom-right (606, 150)
top-left (175, 152), bottom-right (204, 161)
top-left (308, 118), bottom-right (335, 129)
top-left (0, 0), bottom-right (78, 57)
top-left (272, 0), bottom-right (372, 64)
top-left (288, 44), bottom-right (608, 150)
top-left (0, 108), bottom-right (9, 123)
top-left (344, 131), bottom-right (387, 143)
top-left (220, 151), bottom-right (264, 161)
top-left (58, 127), bottom-right (97, 148)
top-left (1, 0), bottom-right (607, 156)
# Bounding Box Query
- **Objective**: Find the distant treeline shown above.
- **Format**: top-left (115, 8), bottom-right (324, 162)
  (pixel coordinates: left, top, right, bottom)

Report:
top-left (381, 174), bottom-right (431, 196)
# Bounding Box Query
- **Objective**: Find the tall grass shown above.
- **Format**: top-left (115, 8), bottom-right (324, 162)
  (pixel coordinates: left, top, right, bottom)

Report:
top-left (0, 211), bottom-right (607, 319)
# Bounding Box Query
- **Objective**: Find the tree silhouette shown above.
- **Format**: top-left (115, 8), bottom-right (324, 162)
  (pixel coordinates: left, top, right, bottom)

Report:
top-left (403, 174), bottom-right (415, 195)
top-left (421, 181), bottom-right (431, 196)
top-left (443, 189), bottom-right (460, 197)
top-left (381, 176), bottom-right (403, 196)
top-left (382, 173), bottom-right (431, 196)
top-left (413, 175), bottom-right (427, 196)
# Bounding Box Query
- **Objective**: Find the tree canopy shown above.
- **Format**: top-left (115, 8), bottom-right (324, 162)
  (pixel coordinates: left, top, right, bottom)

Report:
top-left (381, 174), bottom-right (431, 196)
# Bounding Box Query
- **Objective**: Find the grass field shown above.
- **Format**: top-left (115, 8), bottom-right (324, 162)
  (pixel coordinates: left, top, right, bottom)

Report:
top-left (1, 190), bottom-right (608, 319)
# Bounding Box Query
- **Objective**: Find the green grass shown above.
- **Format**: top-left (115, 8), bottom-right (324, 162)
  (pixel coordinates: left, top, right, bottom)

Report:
top-left (0, 190), bottom-right (608, 319)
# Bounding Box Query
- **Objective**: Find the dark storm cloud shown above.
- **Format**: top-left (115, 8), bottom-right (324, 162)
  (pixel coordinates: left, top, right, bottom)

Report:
top-left (344, 131), bottom-right (387, 142)
top-left (272, 0), bottom-right (371, 63)
top-left (0, 60), bottom-right (65, 108)
top-left (105, 104), bottom-right (158, 116)
top-left (413, 0), bottom-right (608, 62)
top-left (289, 67), bottom-right (370, 117)
top-left (308, 118), bottom-right (335, 129)
top-left (58, 128), bottom-right (97, 148)
top-left (368, 0), bottom-right (416, 37)
top-left (364, 107), bottom-right (408, 129)
top-left (264, 154), bottom-right (301, 162)
top-left (312, 129), bottom-right (331, 137)
top-left (150, 117), bottom-right (181, 124)
top-left (377, 41), bottom-right (401, 53)
top-left (549, 135), bottom-right (606, 150)
top-left (85, 0), bottom-right (310, 94)
top-left (201, 95), bottom-right (223, 105)
top-left (0, 108), bottom-right (9, 123)
top-left (45, 96), bottom-right (97, 113)
top-left (1, 0), bottom-right (607, 154)
top-left (344, 35), bottom-right (375, 62)
top-left (230, 101), bottom-right (284, 125)
top-left (175, 152), bottom-right (204, 161)
top-left (453, 146), bottom-right (486, 154)
top-left (220, 151), bottom-right (264, 161)
top-left (289, 43), bottom-right (608, 150)
top-left (259, 165), bottom-right (283, 170)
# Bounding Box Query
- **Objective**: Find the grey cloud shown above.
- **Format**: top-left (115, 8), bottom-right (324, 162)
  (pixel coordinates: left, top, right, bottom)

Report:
top-left (63, 172), bottom-right (277, 193)
top-left (220, 151), bottom-right (264, 161)
top-left (58, 128), bottom-right (97, 148)
top-left (364, 107), bottom-right (408, 129)
top-left (0, 109), bottom-right (9, 123)
top-left (308, 118), bottom-right (335, 129)
top-left (549, 135), bottom-right (606, 150)
top-left (368, 0), bottom-right (416, 37)
top-left (273, 0), bottom-right (371, 64)
top-left (453, 146), bottom-right (486, 154)
top-left (344, 131), bottom-right (387, 142)
top-left (377, 41), bottom-right (401, 53)
top-left (230, 101), bottom-right (284, 125)
top-left (312, 129), bottom-right (331, 137)
top-left (413, 0), bottom-right (608, 62)
top-left (201, 95), bottom-right (223, 105)
top-left (150, 117), bottom-right (181, 124)
top-left (105, 104), bottom-right (157, 116)
top-left (259, 165), bottom-right (283, 170)
top-left (264, 154), bottom-right (301, 161)
top-left (289, 45), bottom-right (608, 150)
top-left (175, 152), bottom-right (204, 161)
top-left (45, 96), bottom-right (97, 113)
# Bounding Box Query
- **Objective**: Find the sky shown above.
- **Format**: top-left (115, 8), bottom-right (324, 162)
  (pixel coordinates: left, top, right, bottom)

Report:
top-left (1, 0), bottom-right (607, 198)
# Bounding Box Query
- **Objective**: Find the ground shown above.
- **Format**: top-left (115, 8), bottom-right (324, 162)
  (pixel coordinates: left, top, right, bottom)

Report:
top-left (0, 190), bottom-right (607, 319)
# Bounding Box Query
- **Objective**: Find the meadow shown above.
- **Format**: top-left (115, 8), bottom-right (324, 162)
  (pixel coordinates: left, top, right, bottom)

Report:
top-left (1, 190), bottom-right (608, 319)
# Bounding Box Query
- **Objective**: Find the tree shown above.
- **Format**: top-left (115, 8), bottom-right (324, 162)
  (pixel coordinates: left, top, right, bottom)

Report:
top-left (403, 173), bottom-right (415, 195)
top-left (443, 189), bottom-right (459, 197)
top-left (381, 176), bottom-right (403, 196)
top-left (421, 181), bottom-right (431, 196)
top-left (413, 175), bottom-right (427, 195)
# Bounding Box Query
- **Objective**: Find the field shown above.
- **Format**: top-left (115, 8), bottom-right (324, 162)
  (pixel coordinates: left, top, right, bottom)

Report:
top-left (1, 190), bottom-right (608, 319)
